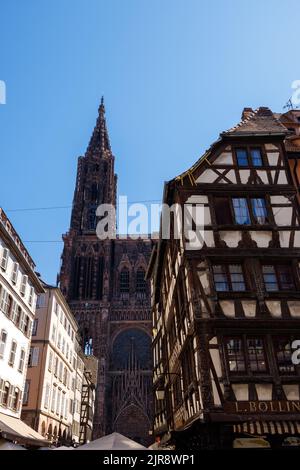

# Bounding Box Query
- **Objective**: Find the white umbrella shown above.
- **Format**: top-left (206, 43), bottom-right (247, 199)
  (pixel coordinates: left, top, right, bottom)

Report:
top-left (0, 439), bottom-right (26, 450)
top-left (75, 432), bottom-right (147, 450)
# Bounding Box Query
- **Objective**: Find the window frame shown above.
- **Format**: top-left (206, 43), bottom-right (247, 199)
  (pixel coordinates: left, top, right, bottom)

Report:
top-left (8, 340), bottom-right (17, 367)
top-left (214, 195), bottom-right (271, 227)
top-left (234, 146), bottom-right (265, 168)
top-left (273, 336), bottom-right (297, 375)
top-left (262, 264), bottom-right (296, 292)
top-left (212, 264), bottom-right (247, 292)
top-left (224, 335), bottom-right (269, 376)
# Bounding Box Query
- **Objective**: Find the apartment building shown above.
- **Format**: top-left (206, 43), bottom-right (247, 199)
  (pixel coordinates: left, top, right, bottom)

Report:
top-left (22, 284), bottom-right (82, 444)
top-left (0, 208), bottom-right (47, 446)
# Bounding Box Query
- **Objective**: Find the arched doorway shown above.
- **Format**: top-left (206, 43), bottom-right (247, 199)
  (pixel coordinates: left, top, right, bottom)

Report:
top-left (48, 423), bottom-right (53, 439)
top-left (108, 328), bottom-right (153, 446)
top-left (114, 404), bottom-right (151, 444)
top-left (41, 421), bottom-right (46, 437)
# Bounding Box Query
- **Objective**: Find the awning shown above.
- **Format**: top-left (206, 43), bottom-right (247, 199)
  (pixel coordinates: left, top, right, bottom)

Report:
top-left (233, 421), bottom-right (300, 435)
top-left (0, 412), bottom-right (49, 447)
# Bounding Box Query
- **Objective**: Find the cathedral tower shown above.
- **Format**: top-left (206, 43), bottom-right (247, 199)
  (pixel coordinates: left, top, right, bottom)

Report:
top-left (59, 100), bottom-right (153, 445)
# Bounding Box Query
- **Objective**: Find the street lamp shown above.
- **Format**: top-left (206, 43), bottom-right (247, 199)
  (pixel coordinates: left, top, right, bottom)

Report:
top-left (155, 372), bottom-right (182, 401)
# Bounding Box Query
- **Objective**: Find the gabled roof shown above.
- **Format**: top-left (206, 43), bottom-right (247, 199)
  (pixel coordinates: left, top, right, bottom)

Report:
top-left (222, 107), bottom-right (288, 137)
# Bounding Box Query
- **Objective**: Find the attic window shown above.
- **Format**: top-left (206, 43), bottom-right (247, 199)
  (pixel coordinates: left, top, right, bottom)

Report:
top-left (235, 147), bottom-right (263, 167)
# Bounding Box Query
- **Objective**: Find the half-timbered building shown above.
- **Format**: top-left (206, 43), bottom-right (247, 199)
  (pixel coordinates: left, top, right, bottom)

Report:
top-left (149, 107), bottom-right (300, 449)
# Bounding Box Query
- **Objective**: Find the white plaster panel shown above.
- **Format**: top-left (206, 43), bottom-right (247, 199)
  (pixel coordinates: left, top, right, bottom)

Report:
top-left (249, 231), bottom-right (272, 248)
top-left (204, 206), bottom-right (212, 225)
top-left (210, 372), bottom-right (222, 406)
top-left (186, 195), bottom-right (208, 204)
top-left (219, 231), bottom-right (242, 248)
top-left (239, 170), bottom-right (250, 184)
top-left (255, 384), bottom-right (272, 401)
top-left (273, 207), bottom-right (293, 226)
top-left (267, 152), bottom-right (280, 166)
top-left (270, 196), bottom-right (290, 205)
top-left (196, 169), bottom-right (217, 184)
top-left (265, 144), bottom-right (278, 151)
top-left (204, 231), bottom-right (215, 247)
top-left (277, 171), bottom-right (288, 184)
top-left (256, 170), bottom-right (269, 184)
top-left (279, 231), bottom-right (290, 248)
top-left (283, 385), bottom-right (300, 401)
top-left (209, 336), bottom-right (218, 345)
top-left (220, 300), bottom-right (235, 317)
top-left (213, 152), bottom-right (233, 165)
top-left (198, 271), bottom-right (210, 293)
top-left (294, 231), bottom-right (300, 248)
top-left (288, 301), bottom-right (300, 317)
top-left (241, 300), bottom-right (256, 318)
top-left (232, 384), bottom-right (249, 401)
top-left (225, 170), bottom-right (237, 184)
top-left (266, 300), bottom-right (282, 317)
top-left (210, 349), bottom-right (222, 377)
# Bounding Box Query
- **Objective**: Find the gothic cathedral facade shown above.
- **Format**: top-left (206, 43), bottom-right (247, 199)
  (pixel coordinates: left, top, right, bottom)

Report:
top-left (59, 99), bottom-right (154, 445)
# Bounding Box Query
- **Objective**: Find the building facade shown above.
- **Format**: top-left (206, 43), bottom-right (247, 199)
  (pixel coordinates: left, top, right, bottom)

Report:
top-left (21, 284), bottom-right (96, 445)
top-left (0, 208), bottom-right (44, 420)
top-left (58, 99), bottom-right (154, 446)
top-left (150, 107), bottom-right (300, 449)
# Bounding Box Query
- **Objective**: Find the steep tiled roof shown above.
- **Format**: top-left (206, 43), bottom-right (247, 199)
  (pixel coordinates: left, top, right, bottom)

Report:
top-left (222, 107), bottom-right (288, 136)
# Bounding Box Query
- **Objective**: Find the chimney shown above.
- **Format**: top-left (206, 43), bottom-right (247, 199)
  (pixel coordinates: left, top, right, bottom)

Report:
top-left (241, 107), bottom-right (254, 120)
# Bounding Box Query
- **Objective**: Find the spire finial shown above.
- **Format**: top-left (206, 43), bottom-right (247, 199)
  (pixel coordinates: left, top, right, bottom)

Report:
top-left (86, 98), bottom-right (111, 155)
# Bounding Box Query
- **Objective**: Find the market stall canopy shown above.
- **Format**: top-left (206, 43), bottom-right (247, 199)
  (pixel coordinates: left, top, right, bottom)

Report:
top-left (0, 438), bottom-right (26, 450)
top-left (53, 446), bottom-right (74, 450)
top-left (75, 432), bottom-right (147, 450)
top-left (0, 412), bottom-right (49, 447)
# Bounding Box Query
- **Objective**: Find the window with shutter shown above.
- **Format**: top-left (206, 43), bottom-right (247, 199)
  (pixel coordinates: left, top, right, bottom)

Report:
top-left (51, 387), bottom-right (56, 412)
top-left (48, 351), bottom-right (53, 371)
top-left (0, 330), bottom-right (7, 359)
top-left (0, 289), bottom-right (10, 316)
top-left (12, 388), bottom-right (20, 410)
top-left (8, 341), bottom-right (17, 367)
top-left (2, 381), bottom-right (10, 406)
top-left (19, 311), bottom-right (27, 333)
top-left (11, 262), bottom-right (19, 284)
top-left (44, 383), bottom-right (50, 409)
top-left (32, 319), bottom-right (38, 336)
top-left (8, 384), bottom-right (15, 409)
top-left (0, 248), bottom-right (9, 271)
top-left (56, 390), bottom-right (61, 415)
top-left (31, 347), bottom-right (39, 367)
top-left (22, 380), bottom-right (30, 405)
top-left (0, 379), bottom-right (3, 403)
top-left (20, 275), bottom-right (28, 296)
top-left (28, 286), bottom-right (34, 306)
top-left (18, 348), bottom-right (26, 373)
top-left (11, 302), bottom-right (21, 325)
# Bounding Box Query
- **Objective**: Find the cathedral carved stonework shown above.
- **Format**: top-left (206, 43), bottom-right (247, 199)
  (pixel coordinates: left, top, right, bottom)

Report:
top-left (59, 99), bottom-right (154, 445)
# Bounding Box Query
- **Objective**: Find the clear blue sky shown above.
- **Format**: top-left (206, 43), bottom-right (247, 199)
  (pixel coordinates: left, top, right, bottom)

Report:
top-left (0, 0), bottom-right (299, 284)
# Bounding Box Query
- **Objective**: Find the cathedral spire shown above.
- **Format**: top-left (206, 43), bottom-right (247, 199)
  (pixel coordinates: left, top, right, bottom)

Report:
top-left (86, 96), bottom-right (111, 157)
